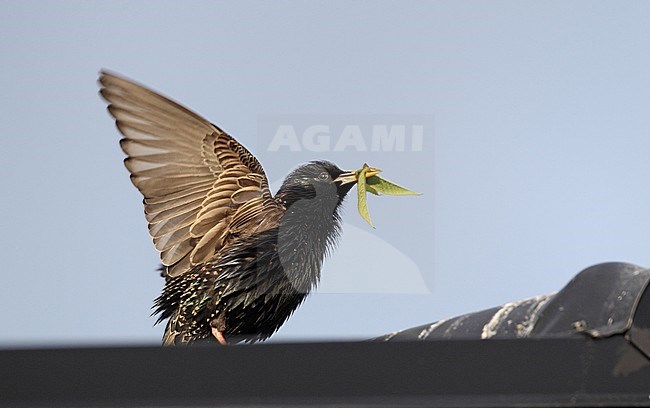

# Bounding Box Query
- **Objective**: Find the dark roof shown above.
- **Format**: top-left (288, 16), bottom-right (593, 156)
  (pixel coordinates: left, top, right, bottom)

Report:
top-left (1, 262), bottom-right (648, 407)
top-left (377, 262), bottom-right (650, 359)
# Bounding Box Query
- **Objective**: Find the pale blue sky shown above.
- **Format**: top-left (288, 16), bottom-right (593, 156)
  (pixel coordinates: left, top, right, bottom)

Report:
top-left (1, 1), bottom-right (650, 346)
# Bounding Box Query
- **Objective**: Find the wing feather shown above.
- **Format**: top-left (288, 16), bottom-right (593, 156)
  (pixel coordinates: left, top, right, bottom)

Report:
top-left (148, 210), bottom-right (199, 237)
top-left (100, 71), bottom-right (284, 277)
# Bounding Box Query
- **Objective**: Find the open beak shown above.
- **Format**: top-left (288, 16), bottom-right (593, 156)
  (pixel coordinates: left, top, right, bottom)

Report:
top-left (335, 167), bottom-right (382, 185)
top-left (334, 171), bottom-right (357, 185)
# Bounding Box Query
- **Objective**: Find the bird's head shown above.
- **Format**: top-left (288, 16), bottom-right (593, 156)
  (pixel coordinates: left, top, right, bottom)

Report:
top-left (276, 161), bottom-right (380, 211)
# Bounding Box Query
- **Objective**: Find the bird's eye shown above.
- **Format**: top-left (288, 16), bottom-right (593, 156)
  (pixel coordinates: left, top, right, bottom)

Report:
top-left (318, 172), bottom-right (330, 181)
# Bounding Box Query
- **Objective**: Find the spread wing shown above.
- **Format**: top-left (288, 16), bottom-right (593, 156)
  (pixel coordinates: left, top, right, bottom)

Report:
top-left (99, 71), bottom-right (284, 277)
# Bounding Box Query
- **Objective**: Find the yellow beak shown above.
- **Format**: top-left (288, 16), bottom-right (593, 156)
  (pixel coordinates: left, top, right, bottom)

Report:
top-left (334, 167), bottom-right (382, 185)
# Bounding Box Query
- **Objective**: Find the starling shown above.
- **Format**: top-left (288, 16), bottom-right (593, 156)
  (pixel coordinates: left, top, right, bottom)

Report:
top-left (99, 72), bottom-right (380, 345)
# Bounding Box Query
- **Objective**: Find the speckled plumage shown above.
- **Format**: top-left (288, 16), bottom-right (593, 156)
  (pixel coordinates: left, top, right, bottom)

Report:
top-left (99, 71), bottom-right (355, 344)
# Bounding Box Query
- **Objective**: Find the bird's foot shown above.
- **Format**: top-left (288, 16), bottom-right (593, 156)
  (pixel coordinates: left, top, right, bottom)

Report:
top-left (211, 327), bottom-right (228, 345)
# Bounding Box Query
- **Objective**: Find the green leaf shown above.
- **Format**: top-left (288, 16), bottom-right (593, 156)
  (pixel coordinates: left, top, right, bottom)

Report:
top-left (356, 167), bottom-right (375, 228)
top-left (366, 175), bottom-right (421, 196)
top-left (353, 163), bottom-right (420, 228)
top-left (365, 184), bottom-right (380, 195)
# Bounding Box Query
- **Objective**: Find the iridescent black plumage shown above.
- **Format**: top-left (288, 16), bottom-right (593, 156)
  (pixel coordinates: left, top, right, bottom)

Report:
top-left (99, 71), bottom-right (358, 344)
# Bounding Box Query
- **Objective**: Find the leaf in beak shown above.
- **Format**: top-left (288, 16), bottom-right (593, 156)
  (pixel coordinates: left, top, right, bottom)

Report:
top-left (356, 165), bottom-right (374, 228)
top-left (354, 163), bottom-right (420, 227)
top-left (366, 175), bottom-right (421, 196)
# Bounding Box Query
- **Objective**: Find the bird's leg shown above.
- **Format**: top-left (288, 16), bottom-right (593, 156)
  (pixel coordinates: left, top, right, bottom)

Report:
top-left (210, 315), bottom-right (228, 345)
top-left (211, 327), bottom-right (228, 345)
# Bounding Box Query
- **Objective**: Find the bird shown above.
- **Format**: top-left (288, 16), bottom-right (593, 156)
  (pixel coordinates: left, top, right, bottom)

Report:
top-left (98, 71), bottom-right (380, 345)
